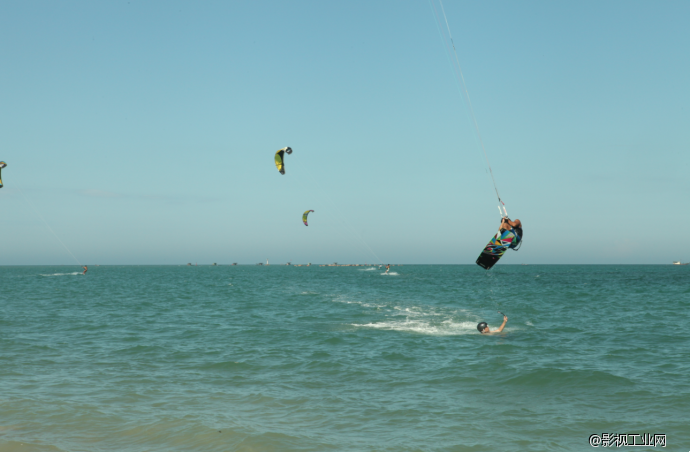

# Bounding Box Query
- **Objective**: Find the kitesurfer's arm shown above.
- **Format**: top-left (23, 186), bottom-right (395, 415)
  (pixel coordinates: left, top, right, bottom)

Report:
top-left (495, 315), bottom-right (508, 333)
top-left (500, 218), bottom-right (521, 230)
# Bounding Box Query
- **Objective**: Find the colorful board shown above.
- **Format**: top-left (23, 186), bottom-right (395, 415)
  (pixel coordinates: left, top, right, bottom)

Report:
top-left (476, 228), bottom-right (519, 270)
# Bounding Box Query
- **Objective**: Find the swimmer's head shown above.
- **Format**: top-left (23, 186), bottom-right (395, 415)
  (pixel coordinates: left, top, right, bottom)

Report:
top-left (477, 322), bottom-right (488, 333)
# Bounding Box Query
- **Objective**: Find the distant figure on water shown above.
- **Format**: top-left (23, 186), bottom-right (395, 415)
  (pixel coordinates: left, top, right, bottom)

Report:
top-left (477, 314), bottom-right (507, 334)
top-left (82, 265), bottom-right (88, 275)
top-left (385, 264), bottom-right (390, 274)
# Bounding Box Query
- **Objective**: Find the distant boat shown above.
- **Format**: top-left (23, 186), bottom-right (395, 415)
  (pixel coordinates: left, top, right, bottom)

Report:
top-left (672, 261), bottom-right (689, 265)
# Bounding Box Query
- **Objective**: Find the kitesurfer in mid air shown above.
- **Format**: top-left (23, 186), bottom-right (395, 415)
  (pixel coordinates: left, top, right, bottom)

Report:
top-left (477, 314), bottom-right (508, 334)
top-left (500, 217), bottom-right (523, 248)
top-left (82, 265), bottom-right (88, 275)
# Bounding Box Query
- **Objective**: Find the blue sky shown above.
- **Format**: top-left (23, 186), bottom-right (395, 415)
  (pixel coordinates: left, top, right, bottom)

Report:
top-left (1, 0), bottom-right (688, 265)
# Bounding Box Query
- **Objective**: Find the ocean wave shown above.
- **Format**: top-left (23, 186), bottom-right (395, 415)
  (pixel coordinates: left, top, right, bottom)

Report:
top-left (501, 368), bottom-right (635, 390)
top-left (2, 264), bottom-right (687, 451)
top-left (194, 361), bottom-right (251, 371)
top-left (331, 295), bottom-right (387, 309)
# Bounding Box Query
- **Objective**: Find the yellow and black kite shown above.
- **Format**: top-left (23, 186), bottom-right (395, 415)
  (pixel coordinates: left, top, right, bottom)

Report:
top-left (274, 147), bottom-right (292, 175)
top-left (0, 161), bottom-right (6, 188)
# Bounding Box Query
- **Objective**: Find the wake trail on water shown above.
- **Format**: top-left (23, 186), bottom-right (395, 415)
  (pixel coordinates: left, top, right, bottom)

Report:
top-left (354, 319), bottom-right (483, 336)
top-left (333, 295), bottom-right (493, 336)
top-left (40, 272), bottom-right (81, 277)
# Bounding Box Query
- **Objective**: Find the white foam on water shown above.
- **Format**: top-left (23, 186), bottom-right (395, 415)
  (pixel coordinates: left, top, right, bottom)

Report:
top-left (332, 295), bottom-right (387, 309)
top-left (525, 321), bottom-right (534, 326)
top-left (381, 272), bottom-right (399, 276)
top-left (40, 272), bottom-right (81, 277)
top-left (358, 267), bottom-right (377, 271)
top-left (334, 293), bottom-right (488, 336)
top-left (342, 300), bottom-right (387, 309)
top-left (393, 306), bottom-right (424, 315)
top-left (352, 319), bottom-right (480, 336)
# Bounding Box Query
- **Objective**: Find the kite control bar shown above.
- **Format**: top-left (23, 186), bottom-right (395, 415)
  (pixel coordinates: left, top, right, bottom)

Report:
top-left (498, 201), bottom-right (508, 218)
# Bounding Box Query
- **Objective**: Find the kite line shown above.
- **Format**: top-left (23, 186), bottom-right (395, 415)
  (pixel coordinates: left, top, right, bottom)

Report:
top-left (428, 0), bottom-right (507, 218)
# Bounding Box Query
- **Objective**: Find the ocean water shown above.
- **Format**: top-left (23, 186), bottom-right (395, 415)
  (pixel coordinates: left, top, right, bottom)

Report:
top-left (1, 265), bottom-right (688, 451)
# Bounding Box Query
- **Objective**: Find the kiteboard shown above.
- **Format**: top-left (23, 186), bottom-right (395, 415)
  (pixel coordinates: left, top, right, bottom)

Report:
top-left (476, 228), bottom-right (520, 270)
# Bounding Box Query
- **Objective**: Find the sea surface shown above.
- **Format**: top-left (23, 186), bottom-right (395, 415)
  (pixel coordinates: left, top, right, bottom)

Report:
top-left (1, 265), bottom-right (688, 451)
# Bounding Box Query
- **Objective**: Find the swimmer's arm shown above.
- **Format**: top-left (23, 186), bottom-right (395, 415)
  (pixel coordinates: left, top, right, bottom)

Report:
top-left (495, 315), bottom-right (508, 333)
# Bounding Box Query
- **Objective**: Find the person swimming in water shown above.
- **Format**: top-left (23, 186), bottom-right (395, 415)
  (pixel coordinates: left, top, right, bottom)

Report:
top-left (82, 265), bottom-right (88, 275)
top-left (477, 314), bottom-right (508, 334)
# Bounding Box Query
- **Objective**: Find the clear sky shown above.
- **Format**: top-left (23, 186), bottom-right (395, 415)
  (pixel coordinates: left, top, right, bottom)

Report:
top-left (1, 0), bottom-right (688, 265)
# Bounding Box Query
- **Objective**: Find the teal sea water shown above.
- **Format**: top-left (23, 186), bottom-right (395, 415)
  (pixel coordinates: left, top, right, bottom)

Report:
top-left (1, 265), bottom-right (688, 451)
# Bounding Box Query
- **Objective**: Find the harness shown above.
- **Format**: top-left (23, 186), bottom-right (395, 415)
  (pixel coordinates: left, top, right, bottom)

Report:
top-left (510, 227), bottom-right (523, 250)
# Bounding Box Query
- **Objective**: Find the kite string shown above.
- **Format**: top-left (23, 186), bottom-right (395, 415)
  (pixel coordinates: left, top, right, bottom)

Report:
top-left (428, 1), bottom-right (497, 204)
top-left (430, 0), bottom-right (505, 214)
top-left (17, 187), bottom-right (82, 266)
